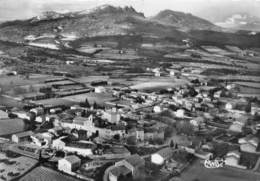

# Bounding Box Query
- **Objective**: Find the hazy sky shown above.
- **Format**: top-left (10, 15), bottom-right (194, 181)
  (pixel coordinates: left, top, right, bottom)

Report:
top-left (0, 0), bottom-right (260, 22)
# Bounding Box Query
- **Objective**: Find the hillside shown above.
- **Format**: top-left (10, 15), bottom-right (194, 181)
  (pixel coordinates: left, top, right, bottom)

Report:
top-left (0, 5), bottom-right (259, 48)
top-left (151, 10), bottom-right (221, 31)
top-left (0, 5), bottom-right (186, 43)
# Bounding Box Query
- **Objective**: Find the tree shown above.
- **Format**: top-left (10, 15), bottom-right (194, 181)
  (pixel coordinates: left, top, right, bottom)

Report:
top-left (170, 140), bottom-right (174, 148)
top-left (245, 101), bottom-right (251, 113)
top-left (93, 101), bottom-right (98, 109)
top-left (85, 98), bottom-right (90, 108)
top-left (113, 134), bottom-right (120, 140)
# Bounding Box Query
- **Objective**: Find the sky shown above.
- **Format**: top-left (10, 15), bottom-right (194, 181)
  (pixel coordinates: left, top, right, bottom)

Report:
top-left (0, 0), bottom-right (260, 22)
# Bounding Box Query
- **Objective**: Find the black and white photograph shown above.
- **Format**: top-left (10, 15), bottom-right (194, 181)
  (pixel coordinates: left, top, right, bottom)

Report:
top-left (0, 0), bottom-right (260, 181)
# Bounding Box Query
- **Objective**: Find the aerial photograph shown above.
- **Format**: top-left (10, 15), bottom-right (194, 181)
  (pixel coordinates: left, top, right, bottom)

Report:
top-left (0, 0), bottom-right (259, 180)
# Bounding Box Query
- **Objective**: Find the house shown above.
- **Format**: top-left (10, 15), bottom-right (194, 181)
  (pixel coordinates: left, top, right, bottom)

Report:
top-left (190, 117), bottom-right (205, 127)
top-left (225, 150), bottom-right (246, 169)
top-left (30, 107), bottom-right (44, 116)
top-left (109, 165), bottom-right (132, 181)
top-left (127, 128), bottom-right (144, 142)
top-left (168, 69), bottom-right (181, 77)
top-left (52, 138), bottom-right (94, 156)
top-left (153, 105), bottom-right (162, 113)
top-left (239, 136), bottom-right (259, 153)
top-left (225, 102), bottom-right (234, 110)
top-left (12, 131), bottom-right (33, 143)
top-left (251, 104), bottom-right (260, 115)
top-left (154, 71), bottom-right (161, 77)
top-left (115, 154), bottom-right (145, 179)
top-left (102, 108), bottom-right (121, 124)
top-left (194, 150), bottom-right (213, 160)
top-left (31, 133), bottom-right (53, 147)
top-left (58, 155), bottom-right (81, 173)
top-left (0, 110), bottom-right (8, 119)
top-left (175, 109), bottom-right (185, 118)
top-left (102, 146), bottom-right (131, 159)
top-left (144, 130), bottom-right (164, 142)
top-left (229, 122), bottom-right (243, 133)
top-left (35, 115), bottom-right (46, 123)
top-left (52, 137), bottom-right (66, 150)
top-left (12, 111), bottom-right (31, 120)
top-left (95, 86), bottom-right (106, 93)
top-left (241, 143), bottom-right (258, 153)
top-left (225, 150), bottom-right (241, 167)
top-left (136, 128), bottom-right (144, 142)
top-left (151, 147), bottom-right (174, 165)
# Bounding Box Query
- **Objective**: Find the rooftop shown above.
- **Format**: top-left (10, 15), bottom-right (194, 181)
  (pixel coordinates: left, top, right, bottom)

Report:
top-left (20, 166), bottom-right (81, 181)
top-left (156, 147), bottom-right (174, 159)
top-left (63, 155), bottom-right (81, 164)
top-left (124, 154), bottom-right (145, 168)
top-left (13, 131), bottom-right (34, 138)
top-left (110, 165), bottom-right (131, 177)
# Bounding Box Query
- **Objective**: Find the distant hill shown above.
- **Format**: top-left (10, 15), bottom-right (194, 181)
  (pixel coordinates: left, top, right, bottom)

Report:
top-left (151, 10), bottom-right (221, 31)
top-left (216, 13), bottom-right (260, 32)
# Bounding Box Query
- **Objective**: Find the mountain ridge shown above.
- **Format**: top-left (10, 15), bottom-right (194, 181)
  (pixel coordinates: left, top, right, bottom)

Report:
top-left (0, 5), bottom-right (259, 48)
top-left (150, 9), bottom-right (221, 31)
top-left (0, 5), bottom-right (218, 43)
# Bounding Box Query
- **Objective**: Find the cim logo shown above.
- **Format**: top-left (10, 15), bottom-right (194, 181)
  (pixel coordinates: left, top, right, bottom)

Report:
top-left (204, 159), bottom-right (225, 168)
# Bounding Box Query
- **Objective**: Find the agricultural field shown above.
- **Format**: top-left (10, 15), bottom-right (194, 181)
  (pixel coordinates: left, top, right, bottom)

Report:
top-left (0, 153), bottom-right (38, 181)
top-left (0, 118), bottom-right (26, 136)
top-left (63, 92), bottom-right (116, 105)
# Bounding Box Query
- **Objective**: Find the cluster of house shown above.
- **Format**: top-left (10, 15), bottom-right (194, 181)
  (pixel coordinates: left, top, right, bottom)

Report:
top-left (1, 68), bottom-right (260, 181)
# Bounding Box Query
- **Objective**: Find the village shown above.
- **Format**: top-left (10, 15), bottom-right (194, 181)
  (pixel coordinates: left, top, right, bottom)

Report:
top-left (0, 55), bottom-right (260, 181)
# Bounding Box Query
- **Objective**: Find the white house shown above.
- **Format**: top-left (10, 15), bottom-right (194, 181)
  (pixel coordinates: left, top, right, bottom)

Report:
top-left (12, 131), bottom-right (33, 143)
top-left (175, 109), bottom-right (185, 118)
top-left (155, 71), bottom-right (161, 77)
top-left (102, 108), bottom-right (121, 124)
top-left (225, 150), bottom-right (246, 169)
top-left (194, 150), bottom-right (213, 160)
top-left (239, 136), bottom-right (259, 153)
top-left (30, 107), bottom-right (44, 116)
top-left (95, 86), bottom-right (106, 93)
top-left (35, 115), bottom-right (46, 123)
top-left (225, 102), bottom-right (233, 110)
top-left (153, 105), bottom-right (162, 113)
top-left (151, 147), bottom-right (173, 165)
top-left (52, 137), bottom-right (66, 150)
top-left (58, 155), bottom-right (81, 173)
top-left (0, 110), bottom-right (9, 119)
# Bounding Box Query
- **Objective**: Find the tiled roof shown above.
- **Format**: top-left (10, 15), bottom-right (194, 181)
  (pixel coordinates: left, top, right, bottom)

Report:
top-left (14, 131), bottom-right (33, 138)
top-left (20, 166), bottom-right (81, 181)
top-left (124, 154), bottom-right (145, 168)
top-left (156, 147), bottom-right (173, 159)
top-left (110, 166), bottom-right (131, 177)
top-left (63, 155), bottom-right (81, 165)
